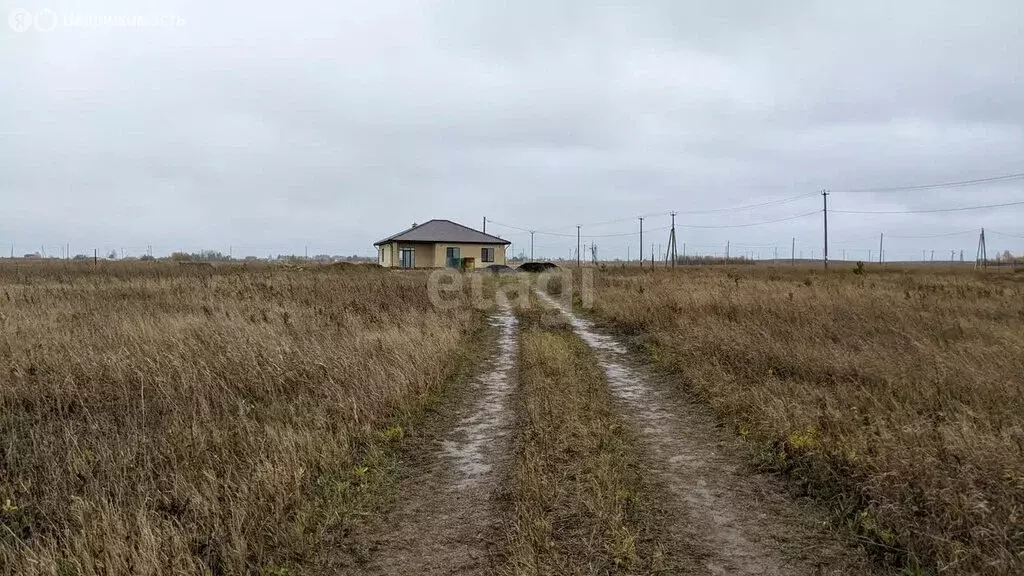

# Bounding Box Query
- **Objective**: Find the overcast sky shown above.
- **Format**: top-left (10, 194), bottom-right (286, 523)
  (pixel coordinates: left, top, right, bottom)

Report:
top-left (2, 0), bottom-right (1022, 260)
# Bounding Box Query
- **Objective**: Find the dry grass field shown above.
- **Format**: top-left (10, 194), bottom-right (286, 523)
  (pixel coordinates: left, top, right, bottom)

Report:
top-left (4, 260), bottom-right (1022, 575)
top-left (501, 308), bottom-right (671, 575)
top-left (586, 265), bottom-right (1024, 574)
top-left (0, 261), bottom-right (476, 575)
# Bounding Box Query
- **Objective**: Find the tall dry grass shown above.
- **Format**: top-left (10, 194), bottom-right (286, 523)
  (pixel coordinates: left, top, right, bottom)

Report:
top-left (0, 261), bottom-right (475, 574)
top-left (501, 308), bottom-right (670, 575)
top-left (588, 265), bottom-right (1024, 574)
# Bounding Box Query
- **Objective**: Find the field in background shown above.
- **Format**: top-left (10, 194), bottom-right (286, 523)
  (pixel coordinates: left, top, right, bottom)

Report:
top-left (0, 261), bottom-right (476, 574)
top-left (586, 265), bottom-right (1024, 574)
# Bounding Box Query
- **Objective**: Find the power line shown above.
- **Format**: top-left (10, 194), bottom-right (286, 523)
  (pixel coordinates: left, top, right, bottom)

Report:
top-left (488, 219), bottom-right (670, 238)
top-left (885, 228), bottom-right (980, 239)
top-left (834, 171), bottom-right (1024, 193)
top-left (832, 200), bottom-right (1024, 214)
top-left (675, 210), bottom-right (820, 229)
top-left (673, 191), bottom-right (818, 214)
top-left (989, 229), bottom-right (1024, 239)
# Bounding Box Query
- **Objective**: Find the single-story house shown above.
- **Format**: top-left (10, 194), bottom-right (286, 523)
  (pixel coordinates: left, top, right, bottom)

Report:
top-left (374, 219), bottom-right (510, 269)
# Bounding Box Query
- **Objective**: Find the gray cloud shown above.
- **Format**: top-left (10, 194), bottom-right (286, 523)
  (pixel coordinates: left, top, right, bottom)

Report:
top-left (1, 0), bottom-right (1021, 260)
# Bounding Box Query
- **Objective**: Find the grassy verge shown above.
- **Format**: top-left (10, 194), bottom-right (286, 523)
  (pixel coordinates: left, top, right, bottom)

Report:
top-left (585, 265), bottom-right (1024, 575)
top-left (500, 307), bottom-right (674, 575)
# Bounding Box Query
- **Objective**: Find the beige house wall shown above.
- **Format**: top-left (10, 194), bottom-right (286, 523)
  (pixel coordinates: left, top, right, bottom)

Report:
top-left (432, 243), bottom-right (507, 269)
top-left (376, 242), bottom-right (507, 268)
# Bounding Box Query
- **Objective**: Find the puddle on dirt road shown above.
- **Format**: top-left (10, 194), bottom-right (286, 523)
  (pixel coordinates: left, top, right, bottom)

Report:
top-left (440, 303), bottom-right (517, 490)
top-left (535, 291), bottom-right (848, 576)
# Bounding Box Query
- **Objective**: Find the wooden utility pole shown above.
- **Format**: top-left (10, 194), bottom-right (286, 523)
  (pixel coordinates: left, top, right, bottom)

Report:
top-left (726, 240), bottom-right (730, 262)
top-left (93, 248), bottom-right (97, 265)
top-left (822, 189), bottom-right (830, 269)
top-left (879, 233), bottom-right (884, 266)
top-left (639, 217), bottom-right (644, 269)
top-left (530, 231), bottom-right (535, 262)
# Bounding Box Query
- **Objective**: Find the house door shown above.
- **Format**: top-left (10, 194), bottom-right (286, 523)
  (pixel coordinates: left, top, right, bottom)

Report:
top-left (445, 247), bottom-right (461, 268)
top-left (398, 247), bottom-right (415, 268)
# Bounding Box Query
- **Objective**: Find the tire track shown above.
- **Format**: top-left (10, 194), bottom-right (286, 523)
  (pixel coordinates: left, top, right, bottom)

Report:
top-left (536, 290), bottom-right (876, 576)
top-left (362, 302), bottom-right (517, 575)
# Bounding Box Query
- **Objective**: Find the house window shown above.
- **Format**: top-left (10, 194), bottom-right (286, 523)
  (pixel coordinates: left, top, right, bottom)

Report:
top-left (481, 247), bottom-right (494, 263)
top-left (398, 247), bottom-right (415, 268)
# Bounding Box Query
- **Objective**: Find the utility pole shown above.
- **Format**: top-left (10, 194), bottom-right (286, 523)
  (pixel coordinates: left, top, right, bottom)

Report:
top-left (726, 240), bottom-right (730, 262)
top-left (670, 211), bottom-right (678, 267)
top-left (651, 243), bottom-right (655, 267)
top-left (627, 245), bottom-right (630, 263)
top-left (774, 246), bottom-right (778, 263)
top-left (931, 250), bottom-right (935, 262)
top-left (482, 217), bottom-right (486, 234)
top-left (822, 189), bottom-right (830, 269)
top-left (94, 248), bottom-right (97, 266)
top-left (951, 250), bottom-right (955, 262)
top-left (791, 237), bottom-right (795, 266)
top-left (879, 233), bottom-right (884, 266)
top-left (682, 242), bottom-right (686, 261)
top-left (639, 217), bottom-right (644, 269)
top-left (576, 225), bottom-right (581, 268)
top-left (530, 231), bottom-right (535, 262)
top-left (976, 228), bottom-right (988, 269)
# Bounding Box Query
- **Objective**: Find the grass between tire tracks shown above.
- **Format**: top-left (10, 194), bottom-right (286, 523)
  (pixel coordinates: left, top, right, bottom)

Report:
top-left (500, 305), bottom-right (676, 575)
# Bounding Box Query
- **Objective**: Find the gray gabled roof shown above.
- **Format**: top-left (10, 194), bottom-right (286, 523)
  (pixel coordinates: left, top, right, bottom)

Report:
top-left (374, 219), bottom-right (511, 246)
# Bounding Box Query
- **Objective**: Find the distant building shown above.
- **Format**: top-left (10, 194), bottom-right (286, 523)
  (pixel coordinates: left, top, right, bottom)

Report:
top-left (374, 219), bottom-right (510, 269)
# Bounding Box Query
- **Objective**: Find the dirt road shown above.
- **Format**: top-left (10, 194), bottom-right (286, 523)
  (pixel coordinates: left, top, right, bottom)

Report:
top-left (360, 303), bottom-right (518, 575)
top-left (360, 292), bottom-right (876, 575)
top-left (535, 290), bottom-right (877, 576)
